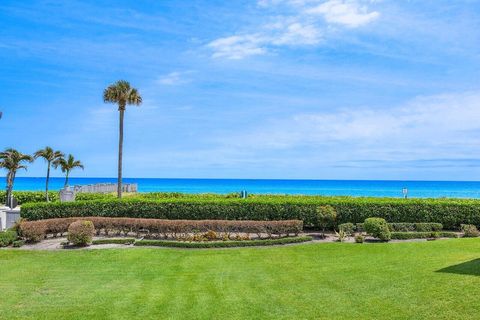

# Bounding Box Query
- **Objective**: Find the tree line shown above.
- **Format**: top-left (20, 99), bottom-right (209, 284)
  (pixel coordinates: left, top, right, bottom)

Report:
top-left (0, 148), bottom-right (83, 206)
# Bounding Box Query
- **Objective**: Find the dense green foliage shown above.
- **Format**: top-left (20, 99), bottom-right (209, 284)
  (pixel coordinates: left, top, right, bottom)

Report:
top-left (1, 240), bottom-right (480, 319)
top-left (91, 238), bottom-right (135, 245)
top-left (389, 222), bottom-right (443, 232)
top-left (391, 231), bottom-right (458, 240)
top-left (20, 195), bottom-right (480, 229)
top-left (0, 230), bottom-right (17, 247)
top-left (0, 191), bottom-right (59, 204)
top-left (134, 236), bottom-right (312, 248)
top-left (315, 205), bottom-right (337, 234)
top-left (364, 217), bottom-right (391, 241)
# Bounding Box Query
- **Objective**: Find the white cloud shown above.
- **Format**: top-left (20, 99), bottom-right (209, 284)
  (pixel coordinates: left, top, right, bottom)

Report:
top-left (306, 0), bottom-right (380, 27)
top-left (207, 34), bottom-right (266, 59)
top-left (208, 0), bottom-right (379, 59)
top-left (270, 22), bottom-right (321, 45)
top-left (217, 92), bottom-right (480, 162)
top-left (207, 21), bottom-right (322, 59)
top-left (156, 71), bottom-right (193, 85)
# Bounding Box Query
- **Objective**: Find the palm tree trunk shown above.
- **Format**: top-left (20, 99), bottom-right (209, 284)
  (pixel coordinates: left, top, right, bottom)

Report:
top-left (65, 171), bottom-right (69, 188)
top-left (5, 171), bottom-right (12, 207)
top-left (46, 162), bottom-right (50, 202)
top-left (118, 109), bottom-right (125, 199)
top-left (6, 171), bottom-right (14, 208)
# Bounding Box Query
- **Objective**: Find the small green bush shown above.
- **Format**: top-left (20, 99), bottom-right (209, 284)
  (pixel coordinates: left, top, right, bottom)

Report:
top-left (67, 220), bottom-right (95, 246)
top-left (315, 205), bottom-right (337, 236)
top-left (0, 230), bottom-right (18, 247)
top-left (354, 234), bottom-right (365, 243)
top-left (12, 240), bottom-right (25, 247)
top-left (461, 224), bottom-right (480, 237)
top-left (338, 223), bottom-right (355, 235)
top-left (364, 218), bottom-right (391, 241)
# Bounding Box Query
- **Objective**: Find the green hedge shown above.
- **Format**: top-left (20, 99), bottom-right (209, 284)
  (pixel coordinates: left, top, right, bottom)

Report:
top-left (92, 238), bottom-right (135, 245)
top-left (391, 232), bottom-right (458, 240)
top-left (0, 191), bottom-right (59, 205)
top-left (20, 196), bottom-right (480, 229)
top-left (0, 191), bottom-right (118, 205)
top-left (134, 236), bottom-right (312, 248)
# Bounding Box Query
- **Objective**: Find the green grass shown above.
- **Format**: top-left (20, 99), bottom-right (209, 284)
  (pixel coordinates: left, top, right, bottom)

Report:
top-left (1, 239), bottom-right (480, 319)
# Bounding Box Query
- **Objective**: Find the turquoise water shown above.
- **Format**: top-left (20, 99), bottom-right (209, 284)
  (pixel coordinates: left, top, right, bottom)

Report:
top-left (8, 177), bottom-right (480, 198)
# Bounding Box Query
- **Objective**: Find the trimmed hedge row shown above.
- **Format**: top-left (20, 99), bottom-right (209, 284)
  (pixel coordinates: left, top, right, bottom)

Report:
top-left (340, 222), bottom-right (444, 233)
top-left (92, 238), bottom-right (135, 245)
top-left (20, 197), bottom-right (480, 229)
top-left (134, 236), bottom-right (313, 248)
top-left (391, 231), bottom-right (458, 240)
top-left (19, 217), bottom-right (303, 242)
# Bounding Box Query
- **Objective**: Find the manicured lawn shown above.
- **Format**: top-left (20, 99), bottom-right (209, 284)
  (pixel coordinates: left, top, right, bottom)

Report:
top-left (1, 239), bottom-right (480, 319)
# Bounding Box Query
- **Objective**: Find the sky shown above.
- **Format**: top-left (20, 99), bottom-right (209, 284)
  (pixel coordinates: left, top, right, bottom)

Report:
top-left (1, 0), bottom-right (480, 180)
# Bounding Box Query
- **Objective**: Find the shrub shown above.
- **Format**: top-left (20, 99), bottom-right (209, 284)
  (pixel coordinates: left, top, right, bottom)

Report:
top-left (134, 236), bottom-right (313, 248)
top-left (19, 221), bottom-right (47, 242)
top-left (20, 196), bottom-right (480, 230)
top-left (335, 229), bottom-right (348, 242)
top-left (461, 224), bottom-right (480, 237)
top-left (356, 223), bottom-right (364, 232)
top-left (0, 230), bottom-right (17, 247)
top-left (204, 230), bottom-right (218, 241)
top-left (19, 218), bottom-right (303, 242)
top-left (354, 234), bottom-right (365, 243)
top-left (12, 240), bottom-right (25, 247)
top-left (364, 218), bottom-right (391, 241)
top-left (67, 220), bottom-right (95, 246)
top-left (0, 191), bottom-right (59, 205)
top-left (338, 223), bottom-right (355, 235)
top-left (92, 238), bottom-right (135, 245)
top-left (391, 231), bottom-right (458, 240)
top-left (315, 205), bottom-right (337, 236)
top-left (387, 223), bottom-right (443, 232)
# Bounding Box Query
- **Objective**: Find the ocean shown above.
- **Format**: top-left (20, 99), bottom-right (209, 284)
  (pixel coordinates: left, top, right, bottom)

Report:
top-left (7, 177), bottom-right (480, 198)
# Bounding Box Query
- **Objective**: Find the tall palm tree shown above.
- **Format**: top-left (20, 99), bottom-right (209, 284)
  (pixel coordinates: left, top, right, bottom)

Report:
top-left (0, 148), bottom-right (33, 207)
top-left (34, 147), bottom-right (64, 202)
top-left (103, 80), bottom-right (142, 198)
top-left (53, 154), bottom-right (84, 187)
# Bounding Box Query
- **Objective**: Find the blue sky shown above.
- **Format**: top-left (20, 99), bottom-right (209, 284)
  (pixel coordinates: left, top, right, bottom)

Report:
top-left (1, 0), bottom-right (480, 180)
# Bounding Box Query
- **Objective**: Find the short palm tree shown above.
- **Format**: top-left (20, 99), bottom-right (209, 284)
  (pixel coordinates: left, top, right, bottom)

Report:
top-left (0, 148), bottom-right (33, 207)
top-left (53, 154), bottom-right (84, 187)
top-left (34, 147), bottom-right (64, 201)
top-left (103, 80), bottom-right (142, 198)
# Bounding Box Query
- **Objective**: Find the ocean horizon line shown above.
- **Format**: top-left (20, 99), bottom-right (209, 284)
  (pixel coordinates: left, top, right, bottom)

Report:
top-left (12, 177), bottom-right (480, 183)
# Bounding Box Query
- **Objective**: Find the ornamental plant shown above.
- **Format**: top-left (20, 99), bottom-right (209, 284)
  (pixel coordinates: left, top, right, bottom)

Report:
top-left (364, 217), bottom-right (391, 241)
top-left (67, 220), bottom-right (95, 246)
top-left (315, 205), bottom-right (337, 238)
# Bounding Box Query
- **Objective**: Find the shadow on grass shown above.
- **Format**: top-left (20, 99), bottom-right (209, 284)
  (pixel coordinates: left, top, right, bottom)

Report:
top-left (436, 258), bottom-right (480, 276)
